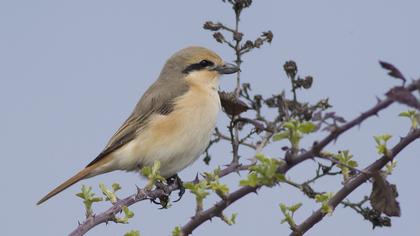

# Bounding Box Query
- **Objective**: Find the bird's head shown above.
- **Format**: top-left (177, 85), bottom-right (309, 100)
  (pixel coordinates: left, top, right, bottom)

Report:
top-left (159, 46), bottom-right (239, 88)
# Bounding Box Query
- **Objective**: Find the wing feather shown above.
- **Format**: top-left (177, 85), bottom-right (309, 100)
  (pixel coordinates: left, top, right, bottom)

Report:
top-left (86, 78), bottom-right (188, 167)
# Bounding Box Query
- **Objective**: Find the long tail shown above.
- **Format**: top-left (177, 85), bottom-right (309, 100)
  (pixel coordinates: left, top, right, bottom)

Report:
top-left (37, 166), bottom-right (94, 205)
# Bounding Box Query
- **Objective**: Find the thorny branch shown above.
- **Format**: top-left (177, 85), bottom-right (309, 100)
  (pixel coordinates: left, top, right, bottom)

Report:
top-left (180, 79), bottom-right (420, 235)
top-left (68, 156), bottom-right (255, 236)
top-left (68, 1), bottom-right (420, 235)
top-left (69, 182), bottom-right (181, 236)
top-left (290, 128), bottom-right (420, 236)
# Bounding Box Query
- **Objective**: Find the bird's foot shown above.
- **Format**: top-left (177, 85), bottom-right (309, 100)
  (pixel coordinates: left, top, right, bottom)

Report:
top-left (151, 181), bottom-right (170, 209)
top-left (150, 175), bottom-right (185, 208)
top-left (166, 174), bottom-right (185, 202)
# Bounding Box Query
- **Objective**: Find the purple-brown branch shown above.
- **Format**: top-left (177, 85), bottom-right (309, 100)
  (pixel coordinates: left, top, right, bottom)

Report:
top-left (180, 80), bottom-right (420, 235)
top-left (68, 182), bottom-right (180, 236)
top-left (69, 79), bottom-right (419, 236)
top-left (68, 159), bottom-right (254, 236)
top-left (290, 128), bottom-right (420, 236)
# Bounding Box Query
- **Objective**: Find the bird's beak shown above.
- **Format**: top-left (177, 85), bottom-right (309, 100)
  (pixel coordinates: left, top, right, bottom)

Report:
top-left (213, 63), bottom-right (240, 74)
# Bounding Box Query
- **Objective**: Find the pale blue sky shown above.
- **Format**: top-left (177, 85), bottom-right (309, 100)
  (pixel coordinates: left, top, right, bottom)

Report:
top-left (1, 1), bottom-right (419, 235)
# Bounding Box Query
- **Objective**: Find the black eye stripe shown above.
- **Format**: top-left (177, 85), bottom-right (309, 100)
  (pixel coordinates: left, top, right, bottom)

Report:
top-left (182, 60), bottom-right (215, 74)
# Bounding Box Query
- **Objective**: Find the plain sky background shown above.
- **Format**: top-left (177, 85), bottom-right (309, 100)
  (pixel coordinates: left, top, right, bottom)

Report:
top-left (1, 1), bottom-right (419, 235)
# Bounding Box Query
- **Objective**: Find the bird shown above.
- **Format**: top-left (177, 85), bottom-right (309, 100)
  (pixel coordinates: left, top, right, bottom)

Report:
top-left (37, 46), bottom-right (239, 205)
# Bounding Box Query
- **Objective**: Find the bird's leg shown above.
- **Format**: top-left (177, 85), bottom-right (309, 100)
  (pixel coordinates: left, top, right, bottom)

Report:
top-left (166, 174), bottom-right (185, 202)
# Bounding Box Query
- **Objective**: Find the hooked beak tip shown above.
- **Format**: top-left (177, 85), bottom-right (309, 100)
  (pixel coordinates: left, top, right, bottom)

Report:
top-left (215, 63), bottom-right (240, 75)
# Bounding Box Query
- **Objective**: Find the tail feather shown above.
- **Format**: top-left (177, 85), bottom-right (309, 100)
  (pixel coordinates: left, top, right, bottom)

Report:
top-left (37, 167), bottom-right (93, 205)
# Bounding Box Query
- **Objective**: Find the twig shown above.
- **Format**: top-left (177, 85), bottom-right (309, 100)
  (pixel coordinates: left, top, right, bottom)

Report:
top-left (179, 80), bottom-right (419, 235)
top-left (68, 182), bottom-right (181, 236)
top-left (289, 79), bottom-right (419, 167)
top-left (290, 128), bottom-right (420, 236)
top-left (316, 152), bottom-right (369, 175)
top-left (215, 127), bottom-right (257, 149)
top-left (181, 130), bottom-right (272, 235)
top-left (303, 163), bottom-right (340, 185)
top-left (68, 153), bottom-right (255, 236)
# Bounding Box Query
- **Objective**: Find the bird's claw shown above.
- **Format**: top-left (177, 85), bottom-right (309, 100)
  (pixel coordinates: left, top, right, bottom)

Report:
top-left (149, 174), bottom-right (185, 208)
top-left (166, 174), bottom-right (185, 202)
top-left (150, 195), bottom-right (170, 209)
top-left (150, 181), bottom-right (170, 209)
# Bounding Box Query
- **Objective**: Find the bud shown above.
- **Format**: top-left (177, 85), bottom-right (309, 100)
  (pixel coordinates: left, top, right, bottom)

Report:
top-left (254, 38), bottom-right (263, 48)
top-left (253, 94), bottom-right (262, 110)
top-left (242, 83), bottom-right (251, 90)
top-left (243, 40), bottom-right (254, 49)
top-left (213, 32), bottom-right (225, 44)
top-left (283, 61), bottom-right (298, 78)
top-left (262, 31), bottom-right (273, 43)
top-left (203, 21), bottom-right (222, 31)
top-left (233, 32), bottom-right (243, 41)
top-left (302, 76), bottom-right (313, 89)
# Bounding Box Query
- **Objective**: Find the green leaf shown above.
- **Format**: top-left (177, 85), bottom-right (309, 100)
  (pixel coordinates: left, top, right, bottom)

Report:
top-left (283, 121), bottom-right (296, 130)
top-left (140, 161), bottom-right (165, 189)
top-left (298, 122), bottom-right (317, 134)
top-left (183, 182), bottom-right (195, 189)
top-left (75, 185), bottom-right (103, 217)
top-left (240, 154), bottom-right (285, 187)
top-left (123, 206), bottom-right (135, 218)
top-left (184, 180), bottom-right (210, 202)
top-left (115, 206), bottom-right (135, 224)
top-left (399, 111), bottom-right (411, 117)
top-left (99, 183), bottom-right (117, 203)
top-left (209, 181), bottom-right (229, 196)
top-left (279, 202), bottom-right (302, 227)
top-left (221, 213), bottom-right (238, 225)
top-left (347, 160), bottom-right (358, 168)
top-left (321, 203), bottom-right (333, 214)
top-left (239, 172), bottom-right (259, 187)
top-left (272, 131), bottom-right (289, 141)
top-left (374, 136), bottom-right (382, 145)
top-left (279, 203), bottom-right (287, 213)
top-left (315, 192), bottom-right (333, 203)
top-left (315, 193), bottom-right (334, 215)
top-left (399, 110), bottom-right (416, 117)
top-left (112, 183), bottom-right (121, 192)
top-left (385, 160), bottom-right (397, 175)
top-left (382, 134), bottom-right (392, 142)
top-left (152, 160), bottom-right (161, 173)
top-left (289, 203), bottom-right (302, 213)
top-left (400, 110), bottom-right (420, 129)
top-left (374, 134), bottom-right (393, 155)
top-left (124, 230), bottom-right (140, 236)
top-left (172, 226), bottom-right (182, 236)
top-left (315, 194), bottom-right (328, 203)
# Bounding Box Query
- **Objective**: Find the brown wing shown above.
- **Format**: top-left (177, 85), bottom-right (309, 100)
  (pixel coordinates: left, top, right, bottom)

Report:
top-left (86, 78), bottom-right (189, 167)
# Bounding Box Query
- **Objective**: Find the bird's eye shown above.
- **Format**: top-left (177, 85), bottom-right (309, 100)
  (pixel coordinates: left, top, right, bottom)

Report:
top-left (182, 59), bottom-right (215, 74)
top-left (199, 60), bottom-right (214, 67)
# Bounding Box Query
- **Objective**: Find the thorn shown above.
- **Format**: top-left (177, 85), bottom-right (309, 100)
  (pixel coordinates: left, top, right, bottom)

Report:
top-left (136, 185), bottom-right (142, 195)
top-left (193, 174), bottom-right (200, 184)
